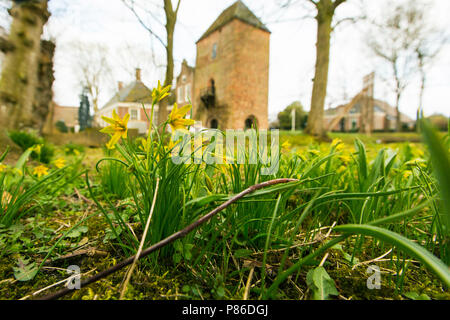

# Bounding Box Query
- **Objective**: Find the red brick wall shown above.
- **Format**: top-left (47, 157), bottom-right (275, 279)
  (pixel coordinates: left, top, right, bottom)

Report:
top-left (194, 19), bottom-right (270, 129)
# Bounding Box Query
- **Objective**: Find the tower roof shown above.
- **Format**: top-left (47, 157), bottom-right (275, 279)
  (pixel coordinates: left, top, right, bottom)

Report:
top-left (197, 1), bottom-right (270, 43)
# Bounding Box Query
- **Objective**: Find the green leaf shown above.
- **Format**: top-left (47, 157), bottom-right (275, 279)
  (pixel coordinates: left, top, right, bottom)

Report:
top-left (14, 148), bottom-right (33, 171)
top-left (0, 146), bottom-right (9, 162)
top-left (66, 226), bottom-right (88, 238)
top-left (404, 291), bottom-right (431, 300)
top-left (421, 120), bottom-right (450, 236)
top-left (306, 266), bottom-right (339, 300)
top-left (234, 249), bottom-right (253, 259)
top-left (335, 224), bottom-right (450, 288)
top-left (216, 286), bottom-right (225, 298)
top-left (13, 257), bottom-right (38, 281)
top-left (173, 252), bottom-right (182, 264)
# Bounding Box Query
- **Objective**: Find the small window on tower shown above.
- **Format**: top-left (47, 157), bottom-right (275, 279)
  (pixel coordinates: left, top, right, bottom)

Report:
top-left (212, 43), bottom-right (218, 59)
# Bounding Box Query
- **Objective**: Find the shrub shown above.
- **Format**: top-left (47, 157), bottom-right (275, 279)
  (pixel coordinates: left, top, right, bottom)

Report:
top-left (55, 120), bottom-right (69, 133)
top-left (7, 130), bottom-right (40, 150)
top-left (7, 130), bottom-right (55, 164)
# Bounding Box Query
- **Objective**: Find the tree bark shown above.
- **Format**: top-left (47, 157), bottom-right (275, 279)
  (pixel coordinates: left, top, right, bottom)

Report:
top-left (35, 40), bottom-right (55, 134)
top-left (157, 0), bottom-right (179, 128)
top-left (305, 1), bottom-right (335, 139)
top-left (416, 57), bottom-right (425, 132)
top-left (0, 0), bottom-right (50, 130)
top-left (393, 63), bottom-right (402, 132)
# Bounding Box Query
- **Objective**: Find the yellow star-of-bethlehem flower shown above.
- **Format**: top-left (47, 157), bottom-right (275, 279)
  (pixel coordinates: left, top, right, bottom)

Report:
top-left (167, 103), bottom-right (195, 132)
top-left (281, 140), bottom-right (292, 151)
top-left (100, 109), bottom-right (130, 149)
top-left (54, 158), bottom-right (66, 169)
top-left (152, 81), bottom-right (171, 104)
top-left (0, 163), bottom-right (6, 173)
top-left (33, 165), bottom-right (49, 178)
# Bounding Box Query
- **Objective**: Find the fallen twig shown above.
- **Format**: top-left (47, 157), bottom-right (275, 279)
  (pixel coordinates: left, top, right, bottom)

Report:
top-left (37, 178), bottom-right (297, 300)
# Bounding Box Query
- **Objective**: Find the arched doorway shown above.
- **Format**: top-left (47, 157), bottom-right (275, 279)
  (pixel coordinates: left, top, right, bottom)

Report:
top-left (210, 118), bottom-right (218, 129)
top-left (244, 116), bottom-right (257, 129)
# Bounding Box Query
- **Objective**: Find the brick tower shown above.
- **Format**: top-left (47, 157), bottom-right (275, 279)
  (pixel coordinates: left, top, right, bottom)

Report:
top-left (193, 1), bottom-right (270, 130)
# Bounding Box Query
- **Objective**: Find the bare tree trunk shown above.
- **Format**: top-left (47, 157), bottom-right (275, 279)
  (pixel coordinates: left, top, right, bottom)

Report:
top-left (395, 91), bottom-right (401, 132)
top-left (416, 57), bottom-right (425, 132)
top-left (305, 2), bottom-right (335, 139)
top-left (157, 0), bottom-right (179, 128)
top-left (35, 40), bottom-right (55, 134)
top-left (0, 0), bottom-right (50, 130)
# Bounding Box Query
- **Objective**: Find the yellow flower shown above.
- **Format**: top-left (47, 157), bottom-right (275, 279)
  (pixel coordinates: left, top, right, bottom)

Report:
top-left (296, 151), bottom-right (306, 161)
top-left (331, 138), bottom-right (344, 152)
top-left (403, 171), bottom-right (412, 179)
top-left (308, 149), bottom-right (320, 156)
top-left (100, 109), bottom-right (130, 149)
top-left (339, 155), bottom-right (352, 164)
top-left (167, 103), bottom-right (195, 132)
top-left (32, 144), bottom-right (42, 154)
top-left (0, 163), bottom-right (6, 173)
top-left (74, 149), bottom-right (80, 156)
top-left (33, 165), bottom-right (49, 178)
top-left (281, 141), bottom-right (292, 151)
top-left (414, 148), bottom-right (424, 158)
top-left (54, 158), bottom-right (66, 169)
top-left (331, 138), bottom-right (342, 147)
top-left (152, 81), bottom-right (171, 104)
top-left (337, 166), bottom-right (347, 174)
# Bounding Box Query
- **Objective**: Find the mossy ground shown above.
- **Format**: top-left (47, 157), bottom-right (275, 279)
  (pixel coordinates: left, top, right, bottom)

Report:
top-left (1, 194), bottom-right (448, 300)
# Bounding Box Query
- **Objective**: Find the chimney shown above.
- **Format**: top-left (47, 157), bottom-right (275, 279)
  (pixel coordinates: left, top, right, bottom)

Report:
top-left (118, 81), bottom-right (123, 91)
top-left (135, 68), bottom-right (141, 81)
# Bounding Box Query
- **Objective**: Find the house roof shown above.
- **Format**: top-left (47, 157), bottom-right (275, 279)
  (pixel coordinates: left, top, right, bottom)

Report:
top-left (197, 1), bottom-right (270, 43)
top-left (325, 97), bottom-right (415, 123)
top-left (102, 80), bottom-right (153, 109)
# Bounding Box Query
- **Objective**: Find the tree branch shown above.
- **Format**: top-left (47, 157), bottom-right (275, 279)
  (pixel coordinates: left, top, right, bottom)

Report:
top-left (121, 0), bottom-right (166, 48)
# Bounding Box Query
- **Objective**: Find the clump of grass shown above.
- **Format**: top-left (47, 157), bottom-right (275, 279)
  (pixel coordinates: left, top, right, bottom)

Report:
top-left (7, 130), bottom-right (54, 164)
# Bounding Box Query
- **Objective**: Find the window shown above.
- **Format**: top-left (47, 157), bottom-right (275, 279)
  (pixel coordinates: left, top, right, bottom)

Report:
top-left (212, 43), bottom-right (218, 59)
top-left (210, 119), bottom-right (218, 129)
top-left (130, 109), bottom-right (138, 121)
top-left (182, 75), bottom-right (186, 83)
top-left (178, 86), bottom-right (184, 103)
top-left (185, 84), bottom-right (191, 101)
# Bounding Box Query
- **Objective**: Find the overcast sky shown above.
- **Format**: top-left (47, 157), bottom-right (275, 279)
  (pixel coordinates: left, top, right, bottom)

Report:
top-left (2, 0), bottom-right (450, 121)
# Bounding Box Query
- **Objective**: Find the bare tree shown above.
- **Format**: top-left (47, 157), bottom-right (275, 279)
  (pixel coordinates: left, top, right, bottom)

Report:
top-left (366, 1), bottom-right (424, 132)
top-left (278, 0), bottom-right (361, 139)
top-left (122, 0), bottom-right (181, 128)
top-left (112, 42), bottom-right (165, 85)
top-left (410, 7), bottom-right (447, 129)
top-left (69, 41), bottom-right (113, 114)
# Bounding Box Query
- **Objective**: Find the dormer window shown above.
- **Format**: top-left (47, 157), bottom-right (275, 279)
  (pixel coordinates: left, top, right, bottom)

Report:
top-left (212, 43), bottom-right (217, 59)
